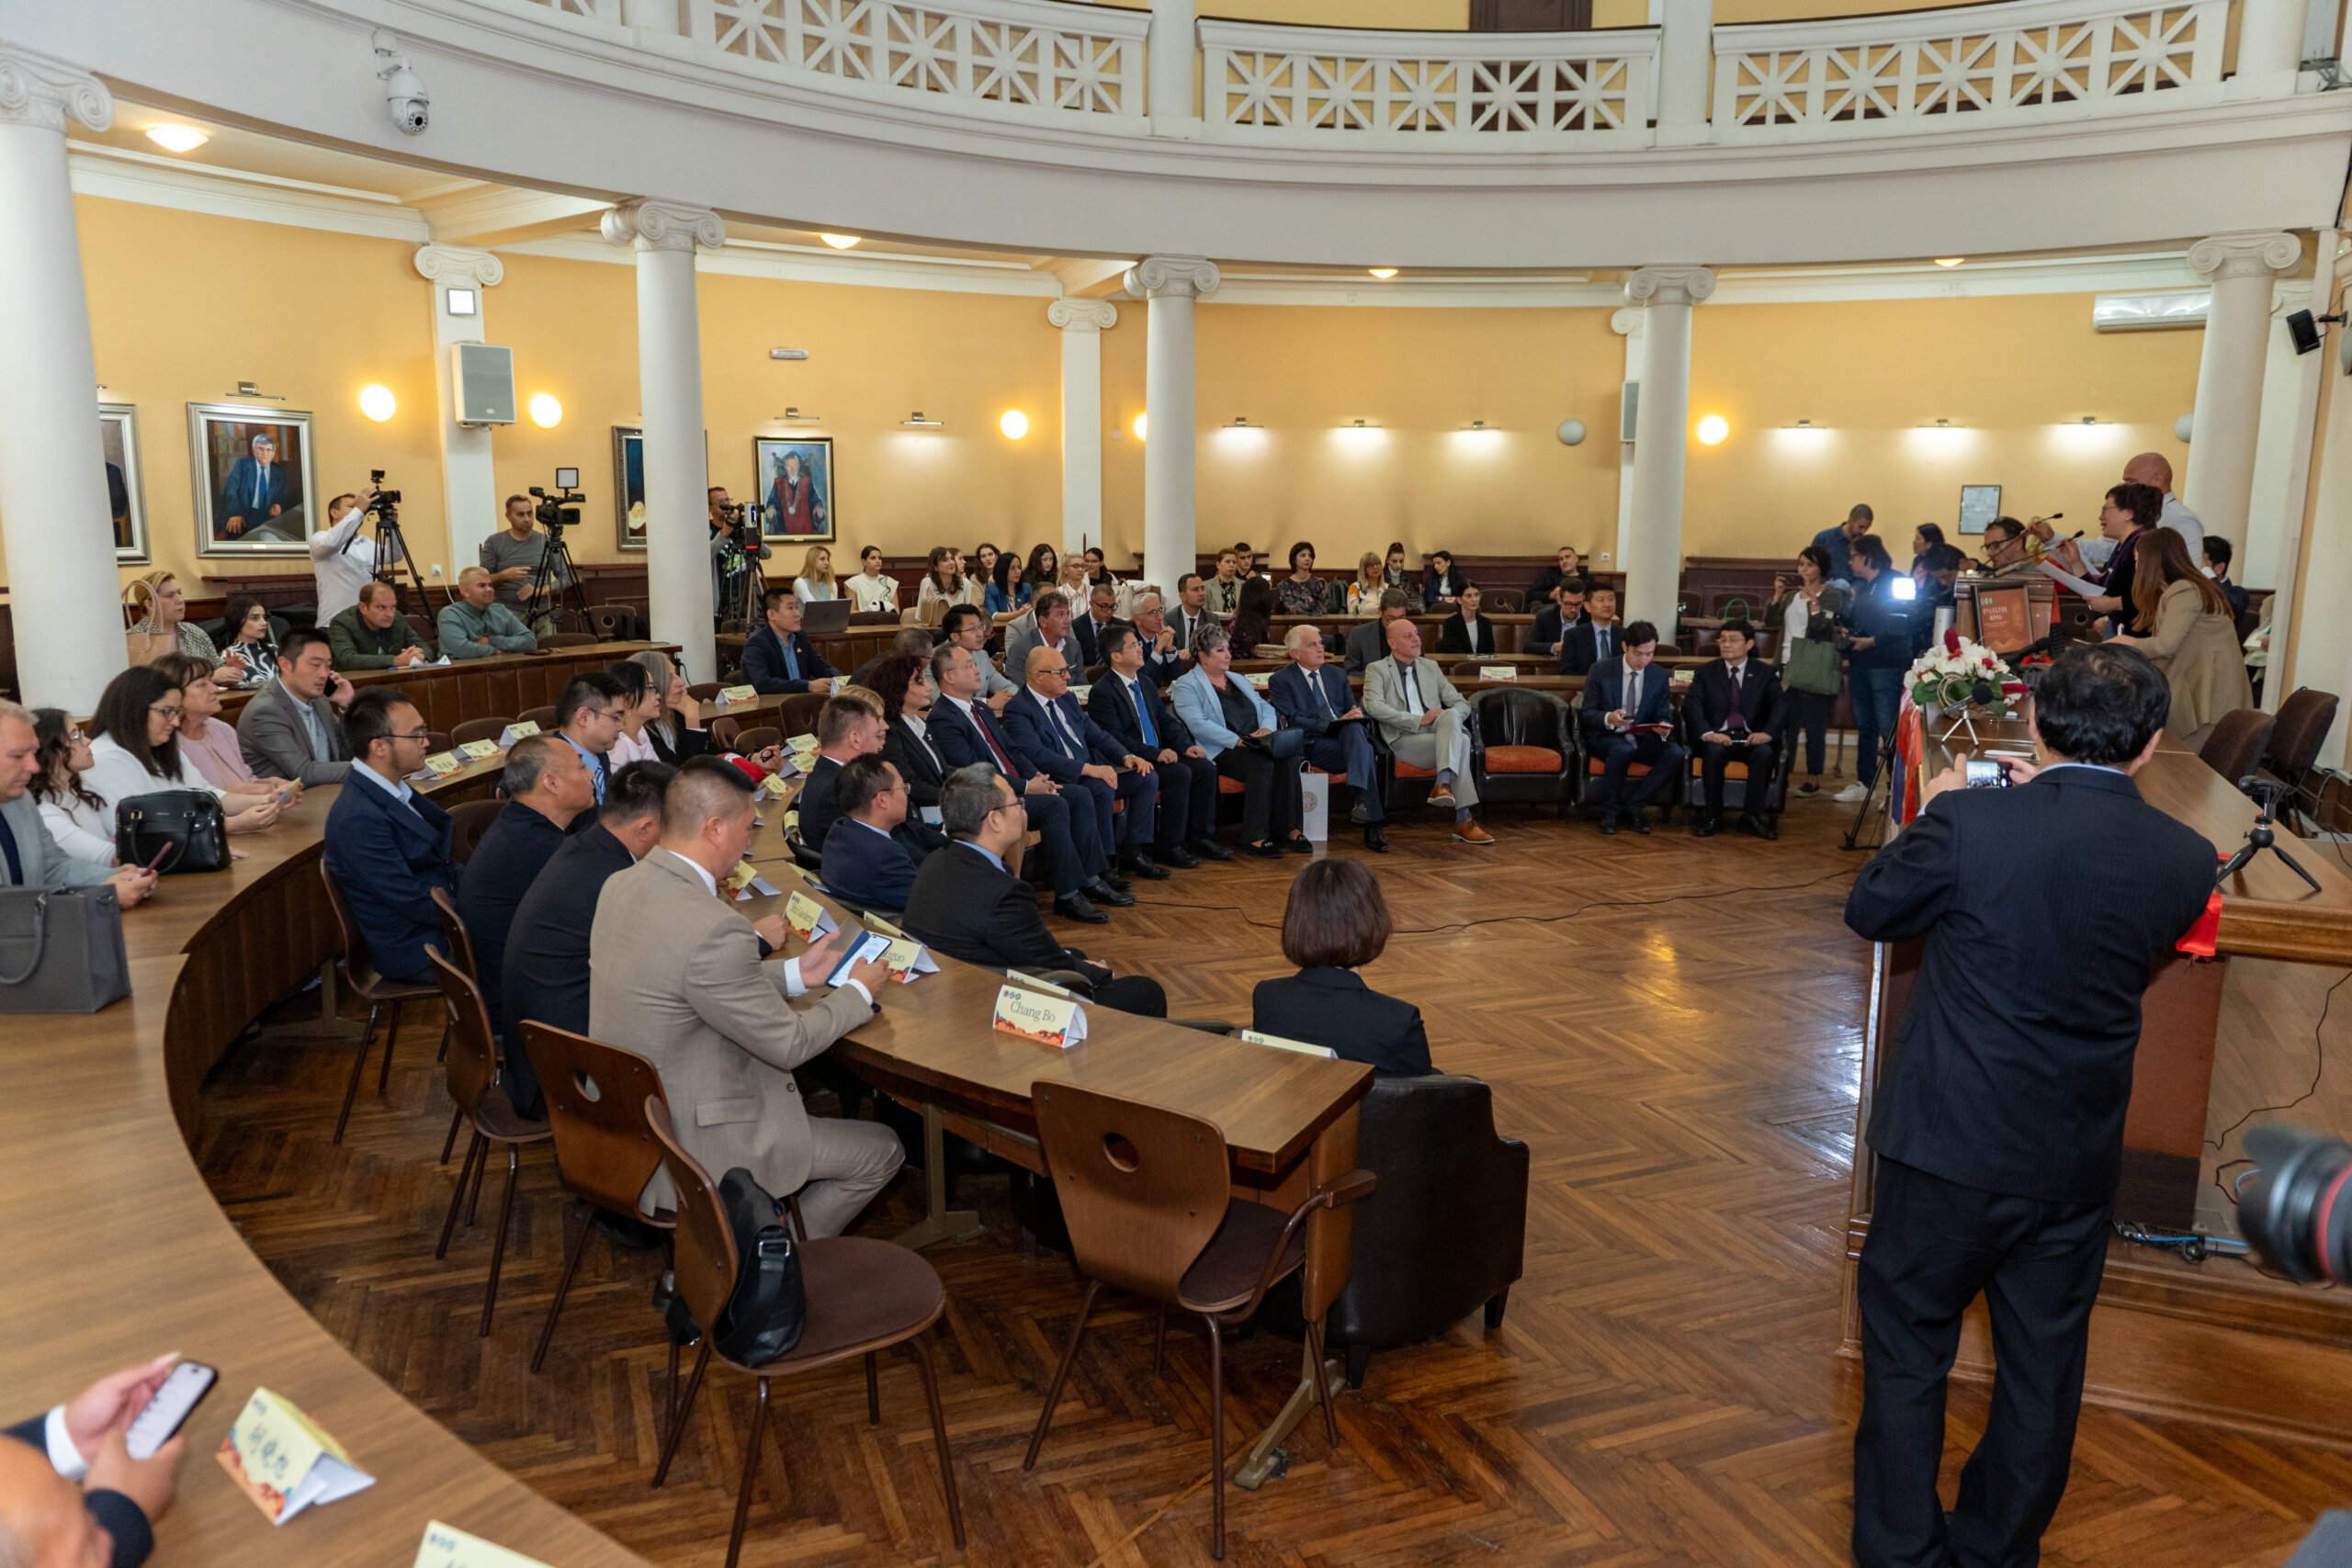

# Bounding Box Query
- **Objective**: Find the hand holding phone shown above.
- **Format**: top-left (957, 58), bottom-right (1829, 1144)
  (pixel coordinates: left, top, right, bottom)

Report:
top-left (123, 1359), bottom-right (216, 1460)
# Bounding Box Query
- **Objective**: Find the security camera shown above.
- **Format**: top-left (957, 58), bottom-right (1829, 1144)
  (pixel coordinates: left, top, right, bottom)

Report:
top-left (372, 30), bottom-right (430, 136)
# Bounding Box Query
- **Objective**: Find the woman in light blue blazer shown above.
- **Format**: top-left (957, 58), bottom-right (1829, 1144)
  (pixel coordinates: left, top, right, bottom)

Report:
top-left (1170, 624), bottom-right (1306, 858)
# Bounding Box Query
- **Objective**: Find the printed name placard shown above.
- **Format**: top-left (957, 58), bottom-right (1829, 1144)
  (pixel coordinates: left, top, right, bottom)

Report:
top-left (882, 938), bottom-right (939, 983)
top-left (862, 912), bottom-right (906, 939)
top-left (217, 1388), bottom-right (374, 1526)
top-left (755, 773), bottom-right (791, 800)
top-left (496, 720), bottom-right (540, 748)
top-left (1004, 969), bottom-right (1075, 998)
top-left (1478, 665), bottom-right (1518, 682)
top-left (458, 739), bottom-right (503, 761)
top-left (784, 889), bottom-right (831, 941)
top-left (994, 983), bottom-right (1088, 1048)
top-left (414, 1521), bottom-right (552, 1568)
top-left (423, 752), bottom-right (463, 778)
top-left (786, 733), bottom-right (820, 755)
top-left (1240, 1029), bottom-right (1339, 1059)
top-left (718, 684), bottom-right (759, 705)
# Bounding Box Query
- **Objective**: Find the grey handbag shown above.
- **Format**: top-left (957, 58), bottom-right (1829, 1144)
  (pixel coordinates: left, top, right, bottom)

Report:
top-left (0, 885), bottom-right (131, 1014)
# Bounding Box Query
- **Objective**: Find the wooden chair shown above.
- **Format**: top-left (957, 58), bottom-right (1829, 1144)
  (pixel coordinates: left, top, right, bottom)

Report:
top-left (424, 947), bottom-right (552, 1337)
top-left (776, 691), bottom-right (827, 740)
top-left (2265, 687), bottom-right (2339, 817)
top-left (731, 725), bottom-right (782, 757)
top-left (427, 886), bottom-right (479, 1153)
top-left (588, 605), bottom-right (629, 640)
top-left (446, 799), bottom-right (506, 865)
top-left (709, 714), bottom-right (743, 750)
top-left (519, 1024), bottom-right (675, 1375)
top-left (519, 705), bottom-right (559, 731)
top-left (1483, 587), bottom-right (1524, 613)
top-left (317, 863), bottom-right (440, 1145)
top-left (686, 682), bottom-right (723, 703)
top-left (450, 716), bottom-right (514, 748)
top-left (1023, 1082), bottom-right (1374, 1560)
top-left (645, 1099), bottom-right (964, 1568)
top-left (424, 728), bottom-right (454, 755)
top-left (2199, 707), bottom-right (2276, 787)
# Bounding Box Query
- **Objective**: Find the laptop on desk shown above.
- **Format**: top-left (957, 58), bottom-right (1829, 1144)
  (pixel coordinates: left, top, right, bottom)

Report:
top-left (799, 597), bottom-right (854, 637)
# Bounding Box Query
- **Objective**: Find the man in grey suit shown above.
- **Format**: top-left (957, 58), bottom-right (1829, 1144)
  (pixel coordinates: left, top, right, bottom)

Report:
top-left (589, 757), bottom-right (902, 1237)
top-left (0, 703), bottom-right (155, 904)
top-left (1362, 617), bottom-right (1494, 845)
top-left (1001, 590), bottom-right (1084, 683)
top-left (236, 628), bottom-right (354, 786)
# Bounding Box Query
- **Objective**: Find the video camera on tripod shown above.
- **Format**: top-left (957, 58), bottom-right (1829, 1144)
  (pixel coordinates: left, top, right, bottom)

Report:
top-left (528, 467), bottom-right (586, 534)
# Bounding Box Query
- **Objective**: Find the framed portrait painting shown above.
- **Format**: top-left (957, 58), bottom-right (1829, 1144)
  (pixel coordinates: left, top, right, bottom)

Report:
top-left (99, 404), bottom-right (149, 564)
top-left (190, 402), bottom-right (317, 558)
top-left (613, 425), bottom-right (646, 551)
top-left (754, 436), bottom-right (834, 543)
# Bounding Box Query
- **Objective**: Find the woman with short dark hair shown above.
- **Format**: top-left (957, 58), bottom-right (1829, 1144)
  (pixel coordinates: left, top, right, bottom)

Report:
top-left (1275, 541), bottom-right (1328, 616)
top-left (1251, 859), bottom-right (1435, 1077)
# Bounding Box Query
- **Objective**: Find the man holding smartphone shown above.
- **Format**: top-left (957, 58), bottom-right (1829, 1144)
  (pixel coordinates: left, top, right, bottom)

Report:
top-left (3, 1354), bottom-right (186, 1568)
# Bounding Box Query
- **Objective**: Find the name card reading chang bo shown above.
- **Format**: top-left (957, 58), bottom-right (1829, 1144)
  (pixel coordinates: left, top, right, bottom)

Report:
top-left (994, 984), bottom-right (1087, 1048)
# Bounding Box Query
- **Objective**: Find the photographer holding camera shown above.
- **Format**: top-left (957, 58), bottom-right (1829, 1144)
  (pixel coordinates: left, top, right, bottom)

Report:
top-left (482, 493), bottom-right (574, 633)
top-left (310, 484), bottom-right (400, 623)
top-left (1843, 642), bottom-right (2216, 1568)
top-left (709, 485), bottom-right (769, 626)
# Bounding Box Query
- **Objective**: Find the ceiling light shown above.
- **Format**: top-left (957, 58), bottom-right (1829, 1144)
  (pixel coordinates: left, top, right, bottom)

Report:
top-left (145, 124), bottom-right (209, 153)
top-left (999, 410), bottom-right (1029, 439)
top-left (1131, 412), bottom-right (1148, 441)
top-left (357, 384), bottom-right (397, 423)
top-left (1367, 267), bottom-right (1398, 280)
top-left (1933, 257), bottom-right (1965, 268)
top-left (527, 392), bottom-right (563, 429)
top-left (820, 233), bottom-right (862, 250)
top-left (1695, 414), bottom-right (1730, 446)
top-left (900, 412), bottom-right (944, 427)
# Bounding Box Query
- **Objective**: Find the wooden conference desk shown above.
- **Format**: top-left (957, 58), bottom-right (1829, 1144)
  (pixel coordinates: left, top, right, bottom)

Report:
top-left (214, 640), bottom-right (679, 733)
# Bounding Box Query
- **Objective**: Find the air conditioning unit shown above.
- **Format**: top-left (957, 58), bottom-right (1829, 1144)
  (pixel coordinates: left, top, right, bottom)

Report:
top-left (452, 343), bottom-right (515, 425)
top-left (1620, 380), bottom-right (1640, 443)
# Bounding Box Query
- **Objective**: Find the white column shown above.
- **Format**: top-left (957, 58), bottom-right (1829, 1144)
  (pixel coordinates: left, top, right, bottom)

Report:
top-left (1048, 299), bottom-right (1117, 557)
top-left (1148, 0), bottom-right (1202, 139)
top-left (602, 199), bottom-right (725, 682)
top-left (1654, 0), bottom-right (1715, 146)
top-left (413, 245), bottom-right (503, 579)
top-left (1610, 305), bottom-right (1645, 575)
top-left (1124, 256), bottom-right (1219, 596)
top-left (2186, 231), bottom-right (2301, 548)
top-left (0, 49), bottom-right (122, 712)
top-left (2228, 0), bottom-right (2311, 98)
top-left (1621, 265), bottom-right (1713, 637)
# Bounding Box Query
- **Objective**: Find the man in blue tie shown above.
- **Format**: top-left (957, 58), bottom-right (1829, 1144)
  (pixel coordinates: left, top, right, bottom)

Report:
top-left (1087, 625), bottom-right (1225, 867)
top-left (741, 588), bottom-right (839, 695)
top-left (218, 431), bottom-right (289, 540)
top-left (1267, 624), bottom-right (1387, 852)
top-left (552, 671), bottom-right (627, 829)
top-left (1558, 584), bottom-right (1624, 676)
top-left (1002, 645), bottom-right (1164, 883)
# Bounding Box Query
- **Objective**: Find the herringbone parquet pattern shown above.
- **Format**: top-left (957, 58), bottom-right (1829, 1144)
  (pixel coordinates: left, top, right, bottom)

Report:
top-left (192, 796), bottom-right (2352, 1566)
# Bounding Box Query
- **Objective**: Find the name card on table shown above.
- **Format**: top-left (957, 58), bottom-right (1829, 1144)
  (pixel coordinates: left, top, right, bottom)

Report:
top-left (755, 773), bottom-right (791, 800)
top-left (458, 739), bottom-right (503, 761)
top-left (1004, 969), bottom-right (1075, 998)
top-left (882, 939), bottom-right (939, 983)
top-left (783, 889), bottom-right (833, 940)
top-left (728, 868), bottom-right (782, 903)
top-left (718, 684), bottom-right (759, 705)
top-left (1478, 666), bottom-right (1518, 682)
top-left (862, 912), bottom-right (907, 939)
top-left (414, 1521), bottom-right (552, 1568)
top-left (786, 733), bottom-right (820, 757)
top-left (994, 984), bottom-right (1087, 1048)
top-left (496, 720), bottom-right (540, 748)
top-left (217, 1388), bottom-right (375, 1526)
top-left (422, 752), bottom-right (463, 779)
top-left (1240, 1029), bottom-right (1338, 1059)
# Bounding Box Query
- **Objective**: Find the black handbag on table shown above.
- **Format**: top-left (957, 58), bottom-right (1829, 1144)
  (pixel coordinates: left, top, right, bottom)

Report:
top-left (114, 790), bottom-right (229, 874)
top-left (665, 1166), bottom-right (808, 1365)
top-left (0, 886), bottom-right (130, 1014)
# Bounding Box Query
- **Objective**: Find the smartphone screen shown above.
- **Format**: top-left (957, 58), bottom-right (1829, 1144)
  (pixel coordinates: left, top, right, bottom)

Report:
top-left (125, 1360), bottom-right (217, 1460)
top-left (1964, 759), bottom-right (2009, 789)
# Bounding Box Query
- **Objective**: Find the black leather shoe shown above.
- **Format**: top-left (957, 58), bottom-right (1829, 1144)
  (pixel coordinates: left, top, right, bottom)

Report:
top-left (1101, 870), bottom-right (1134, 893)
top-left (1121, 853), bottom-right (1171, 881)
top-left (1187, 838), bottom-right (1235, 862)
top-left (1084, 879), bottom-right (1136, 908)
top-left (1600, 813), bottom-right (1621, 836)
top-left (594, 1208), bottom-right (664, 1251)
top-left (1629, 809), bottom-right (1652, 835)
top-left (1738, 814), bottom-right (1780, 841)
top-left (1247, 840), bottom-right (1283, 859)
top-left (1694, 814), bottom-right (1721, 839)
top-left (1155, 844), bottom-right (1202, 869)
top-left (1055, 892), bottom-right (1110, 923)
top-left (1363, 824), bottom-right (1389, 853)
top-left (1282, 833), bottom-right (1313, 854)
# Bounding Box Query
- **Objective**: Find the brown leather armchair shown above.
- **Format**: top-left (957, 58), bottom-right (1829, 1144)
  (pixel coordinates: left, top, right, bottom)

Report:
top-left (1471, 687), bottom-right (1578, 816)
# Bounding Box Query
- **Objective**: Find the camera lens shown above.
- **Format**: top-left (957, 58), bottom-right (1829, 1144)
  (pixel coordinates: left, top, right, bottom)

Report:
top-left (2238, 1124), bottom-right (2352, 1283)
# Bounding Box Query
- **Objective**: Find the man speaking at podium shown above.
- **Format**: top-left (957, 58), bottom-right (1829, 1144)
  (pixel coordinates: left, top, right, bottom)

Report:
top-left (1844, 643), bottom-right (2214, 1568)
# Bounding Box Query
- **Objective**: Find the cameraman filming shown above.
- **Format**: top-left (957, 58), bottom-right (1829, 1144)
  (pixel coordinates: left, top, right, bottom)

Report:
top-left (709, 485), bottom-right (769, 626)
top-left (481, 494), bottom-right (573, 635)
top-left (311, 485), bottom-right (399, 623)
top-left (1843, 642), bottom-right (2215, 1568)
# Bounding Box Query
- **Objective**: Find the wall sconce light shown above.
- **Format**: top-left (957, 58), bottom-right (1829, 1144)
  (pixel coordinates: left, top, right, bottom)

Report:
top-left (820, 234), bottom-right (862, 250)
top-left (1695, 414), bottom-right (1730, 446)
top-left (1131, 412), bottom-right (1148, 441)
top-left (900, 412), bottom-right (945, 428)
top-left (775, 408), bottom-right (822, 423)
top-left (527, 392), bottom-right (563, 429)
top-left (146, 124), bottom-right (209, 153)
top-left (999, 410), bottom-right (1030, 439)
top-left (357, 384), bottom-right (397, 423)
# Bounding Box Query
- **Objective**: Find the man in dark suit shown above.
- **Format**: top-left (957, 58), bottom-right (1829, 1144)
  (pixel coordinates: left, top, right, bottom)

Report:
top-left (794, 694), bottom-right (887, 853)
top-left (1578, 620), bottom-right (1683, 836)
top-left (1167, 574), bottom-right (1218, 663)
top-left (1525, 544), bottom-right (1584, 605)
top-left (320, 691), bottom-right (458, 983)
top-left (502, 761), bottom-right (673, 1114)
top-left (1071, 581), bottom-right (1123, 672)
top-left (4, 1354), bottom-right (184, 1568)
top-left (1266, 623), bottom-right (1386, 852)
top-left (904, 764), bottom-right (1166, 1016)
top-left (455, 737), bottom-right (594, 1042)
top-left (1558, 584), bottom-right (1624, 676)
top-left (1529, 581), bottom-right (1588, 657)
top-left (1684, 618), bottom-right (1782, 840)
top-left (924, 643), bottom-right (1125, 922)
top-left (883, 703), bottom-right (951, 814)
top-left (1344, 590), bottom-right (1415, 673)
top-left (1844, 644), bottom-right (2215, 1568)
top-left (1087, 624), bottom-right (1224, 866)
top-left (1125, 592), bottom-right (1192, 688)
top-left (741, 587), bottom-right (840, 695)
top-left (820, 755), bottom-right (932, 910)
top-left (552, 671), bottom-right (627, 829)
top-left (1001, 644), bottom-right (1163, 883)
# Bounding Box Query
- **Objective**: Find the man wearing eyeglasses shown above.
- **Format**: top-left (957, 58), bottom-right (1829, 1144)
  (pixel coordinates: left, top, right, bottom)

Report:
top-left (320, 690), bottom-right (458, 985)
top-left (1002, 645), bottom-right (1162, 886)
top-left (553, 671), bottom-right (628, 830)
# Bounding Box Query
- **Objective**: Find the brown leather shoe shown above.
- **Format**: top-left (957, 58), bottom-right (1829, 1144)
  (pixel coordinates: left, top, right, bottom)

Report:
top-left (1453, 821), bottom-right (1495, 845)
top-left (1428, 784), bottom-right (1457, 805)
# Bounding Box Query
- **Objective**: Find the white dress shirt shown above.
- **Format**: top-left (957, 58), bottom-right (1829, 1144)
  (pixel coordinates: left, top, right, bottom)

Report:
top-left (311, 508), bottom-right (400, 624)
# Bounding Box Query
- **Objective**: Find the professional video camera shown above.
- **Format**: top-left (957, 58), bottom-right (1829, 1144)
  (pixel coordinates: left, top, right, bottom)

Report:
top-left (528, 468), bottom-right (585, 534)
top-left (368, 468), bottom-right (403, 525)
top-left (2235, 1122), bottom-right (2352, 1283)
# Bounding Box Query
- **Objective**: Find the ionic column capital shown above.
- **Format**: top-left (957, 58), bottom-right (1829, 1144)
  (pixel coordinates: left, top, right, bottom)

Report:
top-left (601, 199), bottom-right (727, 254)
top-left (1610, 306), bottom-right (1645, 337)
top-left (2188, 231), bottom-right (2301, 283)
top-left (1125, 255), bottom-right (1220, 300)
top-left (0, 47), bottom-right (111, 133)
top-left (1623, 265), bottom-right (1716, 310)
top-left (1048, 299), bottom-right (1119, 333)
top-left (413, 244), bottom-right (504, 288)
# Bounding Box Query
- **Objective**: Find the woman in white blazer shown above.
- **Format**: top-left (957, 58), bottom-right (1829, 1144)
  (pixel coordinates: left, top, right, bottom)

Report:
top-left (1170, 624), bottom-right (1307, 857)
top-left (79, 666), bottom-right (284, 842)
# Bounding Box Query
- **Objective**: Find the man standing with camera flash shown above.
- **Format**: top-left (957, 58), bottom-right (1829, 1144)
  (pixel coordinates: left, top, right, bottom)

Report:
top-left (480, 494), bottom-right (571, 631)
top-left (1844, 643), bottom-right (2214, 1568)
top-left (310, 484), bottom-right (390, 624)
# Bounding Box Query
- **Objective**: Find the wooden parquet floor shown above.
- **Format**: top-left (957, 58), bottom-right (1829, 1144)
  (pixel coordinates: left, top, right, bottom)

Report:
top-left (192, 795), bottom-right (2352, 1567)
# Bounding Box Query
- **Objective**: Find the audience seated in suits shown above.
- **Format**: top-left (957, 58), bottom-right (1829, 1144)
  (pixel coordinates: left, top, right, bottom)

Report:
top-left (795, 689), bottom-right (888, 852)
top-left (502, 761), bottom-right (673, 1114)
top-left (1267, 624), bottom-right (1387, 852)
top-left (552, 671), bottom-right (627, 827)
top-left (1171, 623), bottom-right (1308, 858)
top-left (1580, 619), bottom-right (1686, 836)
top-left (1345, 590), bottom-right (1416, 673)
top-left (1002, 643), bottom-right (1164, 883)
top-left (320, 690), bottom-right (458, 983)
top-left (904, 763), bottom-right (1167, 1017)
top-left (1001, 590), bottom-right (1087, 684)
top-left (0, 705), bottom-right (153, 903)
top-left (236, 628), bottom-right (354, 785)
top-left (1087, 624), bottom-right (1224, 867)
top-left (741, 587), bottom-right (841, 695)
top-left (869, 650), bottom-right (953, 813)
top-left (1435, 583), bottom-right (1499, 658)
top-left (1422, 549), bottom-right (1471, 608)
top-left (1125, 592), bottom-right (1193, 688)
top-left (1253, 859), bottom-right (1437, 1077)
top-left (820, 753), bottom-right (932, 911)
top-left (1165, 576), bottom-right (1220, 670)
top-left (325, 581), bottom-right (428, 671)
top-left (1557, 585), bottom-right (1625, 676)
top-left (1071, 581), bottom-right (1123, 671)
top-left (937, 604), bottom-right (1015, 705)
top-left (3, 1354), bottom-right (185, 1568)
top-left (455, 736), bottom-right (595, 1055)
top-left (1363, 618), bottom-right (1494, 844)
top-left (1530, 581), bottom-right (1588, 658)
top-left (589, 757), bottom-right (900, 1237)
top-left (1686, 618), bottom-right (1782, 840)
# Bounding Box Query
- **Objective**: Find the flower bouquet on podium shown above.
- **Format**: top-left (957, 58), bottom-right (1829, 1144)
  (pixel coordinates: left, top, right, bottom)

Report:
top-left (1905, 633), bottom-right (2022, 748)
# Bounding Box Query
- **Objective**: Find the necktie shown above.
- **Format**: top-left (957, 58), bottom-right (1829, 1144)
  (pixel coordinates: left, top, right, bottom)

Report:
top-left (1402, 663), bottom-right (1422, 712)
top-left (973, 706), bottom-right (1017, 777)
top-left (0, 813), bottom-right (21, 885)
top-left (1626, 668), bottom-right (1643, 719)
top-left (1046, 697), bottom-right (1081, 757)
top-left (254, 465), bottom-right (266, 508)
top-left (1726, 664), bottom-right (1747, 732)
top-left (1600, 626), bottom-right (1613, 661)
top-left (1131, 681), bottom-right (1158, 748)
top-left (781, 635), bottom-right (801, 682)
top-left (1316, 671), bottom-right (1338, 719)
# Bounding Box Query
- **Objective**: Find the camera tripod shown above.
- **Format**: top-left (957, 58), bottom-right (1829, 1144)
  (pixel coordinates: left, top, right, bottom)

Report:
top-left (522, 525), bottom-right (594, 632)
top-left (1839, 729), bottom-right (1902, 852)
top-left (2218, 776), bottom-right (2324, 894)
top-left (345, 502), bottom-right (435, 631)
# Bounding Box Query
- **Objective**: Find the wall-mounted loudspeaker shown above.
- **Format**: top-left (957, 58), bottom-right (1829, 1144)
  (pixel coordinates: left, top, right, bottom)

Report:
top-left (1620, 381), bottom-right (1639, 443)
top-left (452, 343), bottom-right (515, 425)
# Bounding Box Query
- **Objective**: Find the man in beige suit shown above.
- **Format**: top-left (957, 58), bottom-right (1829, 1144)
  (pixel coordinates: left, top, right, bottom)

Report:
top-left (590, 757), bottom-right (901, 1237)
top-left (1362, 617), bottom-right (1495, 844)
